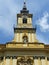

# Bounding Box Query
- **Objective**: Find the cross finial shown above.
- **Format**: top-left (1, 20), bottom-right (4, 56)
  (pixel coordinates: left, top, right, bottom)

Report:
top-left (24, 0), bottom-right (26, 4)
top-left (23, 0), bottom-right (26, 9)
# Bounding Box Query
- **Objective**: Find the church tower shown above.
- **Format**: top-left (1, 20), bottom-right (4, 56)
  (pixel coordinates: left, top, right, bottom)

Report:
top-left (13, 2), bottom-right (38, 43)
top-left (13, 2), bottom-right (37, 43)
top-left (0, 1), bottom-right (49, 65)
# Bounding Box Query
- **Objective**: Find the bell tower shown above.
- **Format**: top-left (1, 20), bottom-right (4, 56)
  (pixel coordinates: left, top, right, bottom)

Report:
top-left (17, 2), bottom-right (32, 28)
top-left (13, 2), bottom-right (38, 43)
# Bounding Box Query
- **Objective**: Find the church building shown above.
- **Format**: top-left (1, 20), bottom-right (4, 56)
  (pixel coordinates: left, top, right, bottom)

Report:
top-left (0, 2), bottom-right (49, 65)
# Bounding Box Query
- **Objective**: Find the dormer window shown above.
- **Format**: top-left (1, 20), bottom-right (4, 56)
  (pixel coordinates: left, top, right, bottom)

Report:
top-left (23, 18), bottom-right (27, 24)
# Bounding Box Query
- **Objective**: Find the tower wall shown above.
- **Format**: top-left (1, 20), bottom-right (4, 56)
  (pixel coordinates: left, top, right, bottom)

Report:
top-left (13, 32), bottom-right (37, 43)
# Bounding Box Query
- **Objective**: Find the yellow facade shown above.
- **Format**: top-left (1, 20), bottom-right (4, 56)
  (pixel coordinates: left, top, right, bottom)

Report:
top-left (17, 17), bottom-right (32, 28)
top-left (13, 32), bottom-right (37, 43)
top-left (0, 2), bottom-right (49, 65)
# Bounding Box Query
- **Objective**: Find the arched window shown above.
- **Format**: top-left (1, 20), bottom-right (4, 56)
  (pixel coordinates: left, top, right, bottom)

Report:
top-left (23, 18), bottom-right (27, 24)
top-left (23, 36), bottom-right (28, 43)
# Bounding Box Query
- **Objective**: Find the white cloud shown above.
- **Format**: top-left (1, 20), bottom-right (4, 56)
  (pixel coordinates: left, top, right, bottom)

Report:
top-left (36, 12), bottom-right (49, 32)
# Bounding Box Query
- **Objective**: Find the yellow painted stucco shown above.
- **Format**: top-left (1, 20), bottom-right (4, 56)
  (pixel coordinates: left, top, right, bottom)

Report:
top-left (0, 2), bottom-right (49, 65)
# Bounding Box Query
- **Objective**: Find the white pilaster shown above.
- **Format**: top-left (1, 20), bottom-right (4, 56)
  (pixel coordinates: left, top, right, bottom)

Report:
top-left (34, 56), bottom-right (39, 65)
top-left (16, 33), bottom-right (19, 42)
top-left (28, 33), bottom-right (31, 42)
top-left (40, 57), bottom-right (46, 65)
top-left (5, 57), bottom-right (10, 65)
top-left (32, 34), bottom-right (34, 42)
top-left (47, 57), bottom-right (49, 65)
top-left (10, 57), bottom-right (12, 65)
top-left (12, 56), bottom-right (17, 65)
top-left (12, 59), bottom-right (17, 65)
top-left (3, 56), bottom-right (5, 65)
top-left (20, 33), bottom-right (22, 42)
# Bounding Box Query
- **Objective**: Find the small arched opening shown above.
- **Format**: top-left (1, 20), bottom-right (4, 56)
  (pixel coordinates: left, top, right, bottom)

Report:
top-left (23, 18), bottom-right (27, 24)
top-left (23, 36), bottom-right (28, 43)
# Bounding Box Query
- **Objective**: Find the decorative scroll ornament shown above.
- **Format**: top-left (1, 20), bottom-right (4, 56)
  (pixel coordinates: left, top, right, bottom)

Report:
top-left (17, 56), bottom-right (33, 65)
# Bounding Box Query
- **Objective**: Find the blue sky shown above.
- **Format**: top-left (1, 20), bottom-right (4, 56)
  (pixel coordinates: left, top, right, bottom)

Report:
top-left (0, 0), bottom-right (49, 44)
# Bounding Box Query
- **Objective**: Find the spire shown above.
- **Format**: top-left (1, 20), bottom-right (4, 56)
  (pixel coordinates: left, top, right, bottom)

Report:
top-left (23, 1), bottom-right (27, 10)
top-left (20, 1), bottom-right (29, 14)
top-left (24, 0), bottom-right (26, 5)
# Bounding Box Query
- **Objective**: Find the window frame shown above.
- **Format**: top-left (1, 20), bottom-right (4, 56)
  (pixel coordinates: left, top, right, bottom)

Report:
top-left (23, 18), bottom-right (27, 24)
